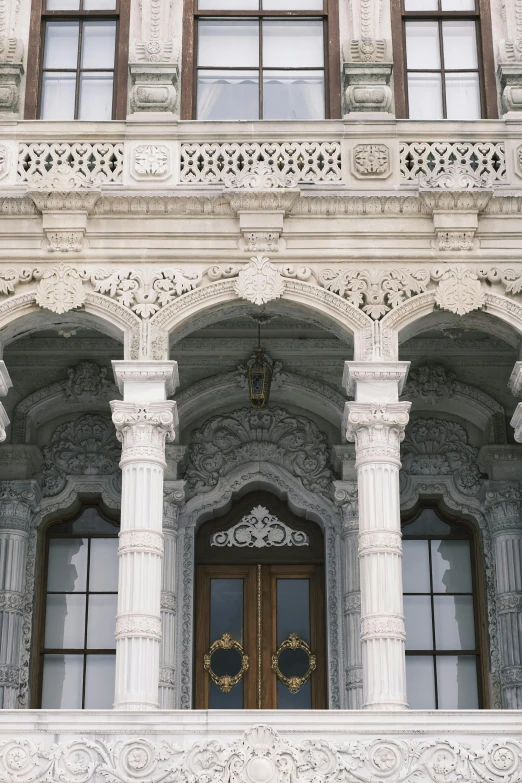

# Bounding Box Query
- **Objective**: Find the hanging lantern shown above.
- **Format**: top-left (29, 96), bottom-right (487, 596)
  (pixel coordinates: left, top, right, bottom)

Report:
top-left (248, 347), bottom-right (272, 410)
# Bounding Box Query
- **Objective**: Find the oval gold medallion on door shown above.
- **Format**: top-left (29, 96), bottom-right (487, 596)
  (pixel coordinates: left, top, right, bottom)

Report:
top-left (194, 492), bottom-right (326, 709)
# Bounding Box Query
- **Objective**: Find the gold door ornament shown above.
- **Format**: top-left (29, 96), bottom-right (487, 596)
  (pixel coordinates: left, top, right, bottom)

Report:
top-left (204, 633), bottom-right (249, 693)
top-left (271, 633), bottom-right (316, 694)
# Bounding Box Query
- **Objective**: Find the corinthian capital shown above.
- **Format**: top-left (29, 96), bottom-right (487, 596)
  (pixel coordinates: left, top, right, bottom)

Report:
top-left (345, 402), bottom-right (411, 463)
top-left (111, 401), bottom-right (178, 464)
top-left (0, 481), bottom-right (41, 532)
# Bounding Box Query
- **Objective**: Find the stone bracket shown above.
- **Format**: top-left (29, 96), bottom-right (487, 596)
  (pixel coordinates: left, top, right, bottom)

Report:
top-left (238, 211), bottom-right (284, 252)
top-left (498, 61), bottom-right (522, 117)
top-left (128, 63), bottom-right (179, 116)
top-left (0, 62), bottom-right (23, 118)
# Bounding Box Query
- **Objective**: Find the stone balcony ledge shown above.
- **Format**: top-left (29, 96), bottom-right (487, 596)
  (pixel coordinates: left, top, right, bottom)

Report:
top-left (0, 710), bottom-right (521, 782)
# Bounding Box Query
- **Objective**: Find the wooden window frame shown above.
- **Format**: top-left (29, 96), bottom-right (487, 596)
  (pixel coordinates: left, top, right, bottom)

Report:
top-left (181, 0), bottom-right (341, 120)
top-left (390, 0), bottom-right (496, 119)
top-left (24, 0), bottom-right (130, 120)
top-left (402, 505), bottom-right (488, 709)
top-left (33, 507), bottom-right (119, 709)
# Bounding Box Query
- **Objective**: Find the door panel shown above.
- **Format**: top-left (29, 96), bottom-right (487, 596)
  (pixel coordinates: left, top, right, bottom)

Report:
top-left (196, 563), bottom-right (325, 708)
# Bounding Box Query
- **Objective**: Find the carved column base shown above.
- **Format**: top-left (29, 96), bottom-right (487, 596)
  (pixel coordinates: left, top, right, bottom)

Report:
top-left (342, 62), bottom-right (393, 116)
top-left (498, 62), bottom-right (522, 116)
top-left (128, 64), bottom-right (179, 116)
top-left (0, 62), bottom-right (23, 118)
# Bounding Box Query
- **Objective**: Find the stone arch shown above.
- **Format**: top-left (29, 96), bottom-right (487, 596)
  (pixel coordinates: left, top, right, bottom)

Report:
top-left (0, 291), bottom-right (141, 359)
top-left (380, 291), bottom-right (522, 358)
top-left (176, 370), bottom-right (345, 430)
top-left (150, 278), bottom-right (372, 360)
top-left (177, 462), bottom-right (342, 711)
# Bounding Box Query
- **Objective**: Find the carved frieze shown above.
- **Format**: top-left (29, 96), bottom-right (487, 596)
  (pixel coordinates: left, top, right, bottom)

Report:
top-left (211, 505), bottom-right (309, 548)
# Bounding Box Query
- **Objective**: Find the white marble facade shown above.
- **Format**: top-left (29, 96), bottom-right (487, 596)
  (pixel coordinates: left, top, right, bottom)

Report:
top-left (0, 0), bottom-right (521, 777)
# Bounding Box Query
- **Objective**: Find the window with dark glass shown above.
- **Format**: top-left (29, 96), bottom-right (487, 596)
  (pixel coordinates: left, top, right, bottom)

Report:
top-left (391, 0), bottom-right (496, 119)
top-left (181, 0), bottom-right (340, 120)
top-left (38, 508), bottom-right (119, 709)
top-left (25, 0), bottom-right (130, 119)
top-left (402, 508), bottom-right (482, 709)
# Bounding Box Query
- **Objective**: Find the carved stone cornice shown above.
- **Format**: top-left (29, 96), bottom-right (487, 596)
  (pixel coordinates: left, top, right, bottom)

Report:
top-left (112, 360), bottom-right (179, 397)
top-left (345, 402), bottom-right (411, 465)
top-left (111, 401), bottom-right (178, 465)
top-left (225, 190), bottom-right (300, 215)
top-left (27, 190), bottom-right (101, 213)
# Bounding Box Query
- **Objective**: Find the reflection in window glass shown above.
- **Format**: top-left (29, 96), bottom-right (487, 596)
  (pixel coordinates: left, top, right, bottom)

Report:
top-left (402, 510), bottom-right (480, 709)
top-left (210, 579), bottom-right (244, 643)
top-left (41, 519), bottom-right (118, 709)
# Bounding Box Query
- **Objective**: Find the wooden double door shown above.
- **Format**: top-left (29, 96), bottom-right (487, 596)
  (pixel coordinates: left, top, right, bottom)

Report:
top-left (194, 493), bottom-right (326, 709)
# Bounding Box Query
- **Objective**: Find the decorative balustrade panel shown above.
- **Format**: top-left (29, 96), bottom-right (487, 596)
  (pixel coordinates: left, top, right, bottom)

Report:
top-left (399, 141), bottom-right (507, 185)
top-left (179, 141), bottom-right (343, 185)
top-left (18, 142), bottom-right (124, 185)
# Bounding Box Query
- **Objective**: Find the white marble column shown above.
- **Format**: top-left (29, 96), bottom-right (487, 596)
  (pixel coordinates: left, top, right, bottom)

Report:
top-left (333, 479), bottom-right (362, 709)
top-left (0, 362), bottom-right (12, 443)
top-left (159, 481), bottom-right (185, 709)
top-left (344, 361), bottom-right (410, 710)
top-left (0, 481), bottom-right (39, 707)
top-left (486, 484), bottom-right (522, 708)
top-left (510, 362), bottom-right (522, 443)
top-left (111, 361), bottom-right (178, 710)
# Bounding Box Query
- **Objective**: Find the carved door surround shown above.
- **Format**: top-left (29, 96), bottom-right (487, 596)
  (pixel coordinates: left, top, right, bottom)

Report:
top-left (194, 492), bottom-right (326, 709)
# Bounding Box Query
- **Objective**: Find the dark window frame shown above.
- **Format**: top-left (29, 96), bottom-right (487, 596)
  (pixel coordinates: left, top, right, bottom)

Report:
top-left (390, 0), bottom-right (496, 119)
top-left (402, 506), bottom-right (488, 709)
top-left (34, 506), bottom-right (120, 709)
top-left (25, 0), bottom-right (130, 120)
top-left (181, 0), bottom-right (341, 120)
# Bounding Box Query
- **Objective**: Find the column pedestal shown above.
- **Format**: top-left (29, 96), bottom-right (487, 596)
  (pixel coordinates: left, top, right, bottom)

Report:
top-left (111, 361), bottom-right (178, 710)
top-left (344, 361), bottom-right (410, 710)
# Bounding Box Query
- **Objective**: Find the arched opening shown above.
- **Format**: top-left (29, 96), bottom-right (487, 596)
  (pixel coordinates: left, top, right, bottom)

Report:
top-left (401, 506), bottom-right (486, 709)
top-left (194, 491), bottom-right (327, 709)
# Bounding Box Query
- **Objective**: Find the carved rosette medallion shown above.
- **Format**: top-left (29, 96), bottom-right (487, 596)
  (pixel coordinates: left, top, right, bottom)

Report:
top-left (352, 144), bottom-right (390, 178)
top-left (234, 256), bottom-right (285, 306)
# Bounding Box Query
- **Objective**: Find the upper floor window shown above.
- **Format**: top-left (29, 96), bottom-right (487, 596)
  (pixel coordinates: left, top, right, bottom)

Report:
top-left (391, 0), bottom-right (496, 119)
top-left (25, 0), bottom-right (130, 120)
top-left (181, 0), bottom-right (340, 120)
top-left (402, 508), bottom-right (483, 709)
top-left (38, 508), bottom-right (119, 709)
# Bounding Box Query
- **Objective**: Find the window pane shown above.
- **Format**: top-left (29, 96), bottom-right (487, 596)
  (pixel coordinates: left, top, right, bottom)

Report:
top-left (263, 21), bottom-right (324, 68)
top-left (198, 20), bottom-right (259, 67)
top-left (407, 73), bottom-right (443, 119)
top-left (47, 539), bottom-right (87, 592)
top-left (197, 71), bottom-right (259, 120)
top-left (46, 0), bottom-right (80, 8)
top-left (210, 579), bottom-right (243, 643)
top-left (436, 656), bottom-right (479, 708)
top-left (209, 679), bottom-right (243, 707)
top-left (406, 656), bottom-right (436, 708)
top-left (404, 595), bottom-right (433, 650)
top-left (403, 540), bottom-right (430, 593)
top-left (86, 594), bottom-right (117, 648)
top-left (263, 71), bottom-right (324, 120)
top-left (403, 510), bottom-right (451, 537)
top-left (78, 73), bottom-right (114, 120)
top-left (199, 0), bottom-right (258, 8)
top-left (445, 72), bottom-right (481, 119)
top-left (404, 0), bottom-right (437, 8)
top-left (405, 22), bottom-right (440, 69)
top-left (277, 579), bottom-right (310, 645)
top-left (277, 678), bottom-right (311, 708)
top-left (264, 0), bottom-right (323, 7)
top-left (84, 655), bottom-right (115, 708)
top-left (45, 594), bottom-right (86, 649)
top-left (81, 21), bottom-right (116, 68)
top-left (41, 73), bottom-right (76, 118)
top-left (433, 595), bottom-right (475, 650)
top-left (441, 0), bottom-right (475, 9)
top-left (442, 21), bottom-right (478, 68)
top-left (43, 22), bottom-right (79, 68)
top-left (42, 655), bottom-right (83, 708)
top-left (89, 539), bottom-right (118, 592)
top-left (431, 540), bottom-right (472, 593)
top-left (84, 0), bottom-right (117, 7)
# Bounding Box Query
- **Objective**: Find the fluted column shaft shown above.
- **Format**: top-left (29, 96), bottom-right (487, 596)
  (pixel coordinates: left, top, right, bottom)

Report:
top-left (159, 481), bottom-right (185, 708)
top-left (486, 485), bottom-right (522, 708)
top-left (334, 480), bottom-right (362, 708)
top-left (344, 361), bottom-right (410, 710)
top-left (0, 481), bottom-right (39, 708)
top-left (111, 361), bottom-right (178, 710)
top-left (510, 362), bottom-right (522, 443)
